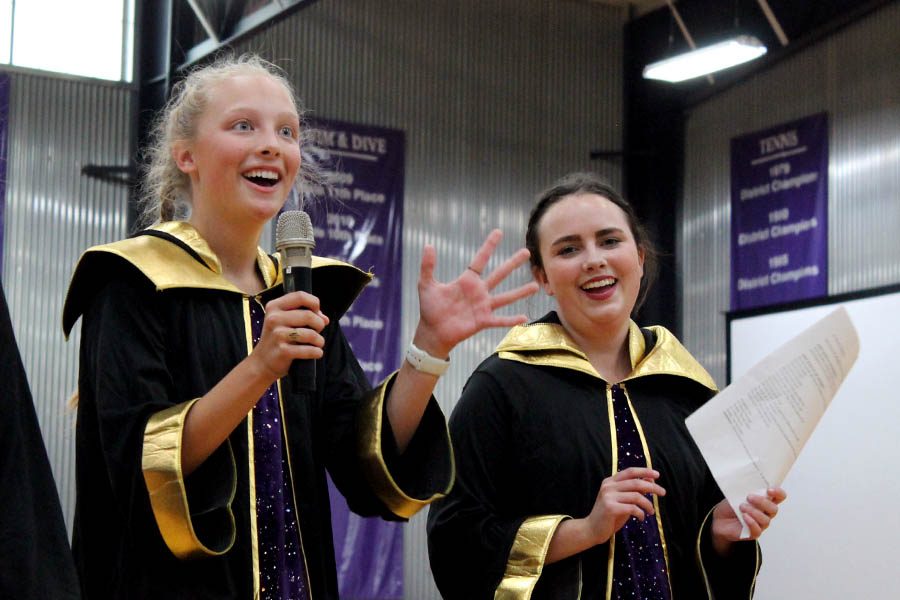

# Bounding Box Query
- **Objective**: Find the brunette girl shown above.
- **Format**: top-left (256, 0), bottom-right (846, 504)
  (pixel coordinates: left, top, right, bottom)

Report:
top-left (428, 172), bottom-right (785, 599)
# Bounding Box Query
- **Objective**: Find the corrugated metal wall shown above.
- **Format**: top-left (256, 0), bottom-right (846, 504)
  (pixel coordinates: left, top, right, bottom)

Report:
top-left (5, 1), bottom-right (895, 595)
top-left (1, 70), bottom-right (133, 531)
top-left (235, 1), bottom-right (626, 597)
top-left (1, 2), bottom-right (625, 597)
top-left (681, 1), bottom-right (900, 384)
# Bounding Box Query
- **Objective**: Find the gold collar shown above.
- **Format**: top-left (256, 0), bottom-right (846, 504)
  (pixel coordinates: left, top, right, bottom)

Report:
top-left (63, 221), bottom-right (372, 336)
top-left (496, 319), bottom-right (717, 390)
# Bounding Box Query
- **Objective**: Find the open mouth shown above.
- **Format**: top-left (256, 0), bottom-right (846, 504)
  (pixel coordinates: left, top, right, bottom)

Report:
top-left (581, 277), bottom-right (616, 292)
top-left (243, 169), bottom-right (280, 188)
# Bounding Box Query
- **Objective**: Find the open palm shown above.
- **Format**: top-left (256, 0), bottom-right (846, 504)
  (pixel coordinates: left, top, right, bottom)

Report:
top-left (415, 229), bottom-right (538, 356)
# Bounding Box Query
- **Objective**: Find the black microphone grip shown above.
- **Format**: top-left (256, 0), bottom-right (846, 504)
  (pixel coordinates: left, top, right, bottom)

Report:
top-left (283, 264), bottom-right (316, 392)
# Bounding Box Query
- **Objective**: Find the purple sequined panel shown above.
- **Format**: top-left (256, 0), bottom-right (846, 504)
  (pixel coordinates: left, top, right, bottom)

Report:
top-left (610, 384), bottom-right (671, 600)
top-left (250, 300), bottom-right (309, 600)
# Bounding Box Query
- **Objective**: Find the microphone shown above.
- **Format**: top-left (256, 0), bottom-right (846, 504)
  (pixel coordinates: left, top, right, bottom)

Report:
top-left (275, 210), bottom-right (316, 392)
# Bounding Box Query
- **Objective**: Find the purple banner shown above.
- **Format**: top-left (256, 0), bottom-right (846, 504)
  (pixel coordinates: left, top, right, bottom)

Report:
top-left (730, 113), bottom-right (829, 310)
top-left (304, 118), bottom-right (405, 599)
top-left (0, 75), bottom-right (9, 273)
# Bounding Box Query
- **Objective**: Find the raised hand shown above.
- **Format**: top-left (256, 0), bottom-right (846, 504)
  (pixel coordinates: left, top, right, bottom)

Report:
top-left (413, 229), bottom-right (539, 357)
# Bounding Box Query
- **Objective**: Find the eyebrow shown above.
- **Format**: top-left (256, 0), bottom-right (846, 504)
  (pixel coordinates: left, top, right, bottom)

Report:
top-left (549, 227), bottom-right (625, 246)
top-left (223, 107), bottom-right (300, 122)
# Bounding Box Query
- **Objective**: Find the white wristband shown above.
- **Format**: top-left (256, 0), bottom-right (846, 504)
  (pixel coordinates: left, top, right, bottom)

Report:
top-left (406, 342), bottom-right (450, 376)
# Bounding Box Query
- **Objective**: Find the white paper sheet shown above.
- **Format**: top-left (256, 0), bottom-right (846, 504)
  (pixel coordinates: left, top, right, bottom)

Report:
top-left (685, 306), bottom-right (859, 537)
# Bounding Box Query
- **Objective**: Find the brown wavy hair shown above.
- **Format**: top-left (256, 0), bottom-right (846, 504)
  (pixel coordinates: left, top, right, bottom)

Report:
top-left (525, 172), bottom-right (659, 313)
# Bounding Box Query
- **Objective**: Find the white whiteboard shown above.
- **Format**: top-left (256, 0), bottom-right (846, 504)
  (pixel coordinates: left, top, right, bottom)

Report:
top-left (728, 288), bottom-right (900, 600)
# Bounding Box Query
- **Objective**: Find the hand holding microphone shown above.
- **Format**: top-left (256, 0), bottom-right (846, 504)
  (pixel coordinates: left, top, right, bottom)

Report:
top-left (275, 210), bottom-right (318, 392)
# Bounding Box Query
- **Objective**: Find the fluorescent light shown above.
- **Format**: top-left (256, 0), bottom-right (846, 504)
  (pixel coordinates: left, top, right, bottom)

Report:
top-left (643, 35), bottom-right (768, 83)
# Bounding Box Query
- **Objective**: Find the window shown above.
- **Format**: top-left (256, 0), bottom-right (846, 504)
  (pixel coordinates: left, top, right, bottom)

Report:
top-left (0, 0), bottom-right (134, 81)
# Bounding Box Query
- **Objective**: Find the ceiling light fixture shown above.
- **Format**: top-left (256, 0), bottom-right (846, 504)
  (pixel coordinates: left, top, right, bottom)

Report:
top-left (643, 35), bottom-right (768, 83)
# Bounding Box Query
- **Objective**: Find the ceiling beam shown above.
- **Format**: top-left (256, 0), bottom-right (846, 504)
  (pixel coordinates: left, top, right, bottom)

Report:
top-left (179, 0), bottom-right (323, 70)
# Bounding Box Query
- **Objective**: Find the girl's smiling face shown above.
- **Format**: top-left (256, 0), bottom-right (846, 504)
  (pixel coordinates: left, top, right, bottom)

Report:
top-left (174, 73), bottom-right (302, 227)
top-left (534, 192), bottom-right (645, 338)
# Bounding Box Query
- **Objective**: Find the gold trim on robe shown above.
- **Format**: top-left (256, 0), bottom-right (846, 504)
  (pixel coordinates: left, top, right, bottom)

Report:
top-left (356, 372), bottom-right (454, 519)
top-left (63, 220), bottom-right (372, 337)
top-left (246, 401), bottom-right (261, 596)
top-left (497, 322), bottom-right (599, 378)
top-left (625, 325), bottom-right (717, 390)
top-left (496, 320), bottom-right (717, 392)
top-left (242, 297), bottom-right (262, 597)
top-left (694, 507), bottom-right (762, 599)
top-left (696, 508), bottom-right (716, 599)
top-left (69, 220), bottom-right (378, 594)
top-left (494, 318), bottom-right (719, 597)
top-left (494, 515), bottom-right (571, 600)
top-left (621, 386), bottom-right (673, 593)
top-left (142, 398), bottom-right (237, 559)
top-left (604, 386), bottom-right (618, 600)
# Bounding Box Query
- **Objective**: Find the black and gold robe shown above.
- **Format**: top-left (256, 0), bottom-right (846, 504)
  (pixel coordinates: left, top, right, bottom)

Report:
top-left (63, 222), bottom-right (453, 599)
top-left (427, 312), bottom-right (759, 599)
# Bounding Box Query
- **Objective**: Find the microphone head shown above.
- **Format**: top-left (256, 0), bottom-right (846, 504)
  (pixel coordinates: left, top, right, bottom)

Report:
top-left (276, 210), bottom-right (315, 251)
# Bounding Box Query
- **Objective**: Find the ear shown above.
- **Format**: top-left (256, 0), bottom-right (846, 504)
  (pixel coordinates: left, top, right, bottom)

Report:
top-left (637, 246), bottom-right (645, 278)
top-left (172, 141), bottom-right (196, 175)
top-left (532, 265), bottom-right (554, 296)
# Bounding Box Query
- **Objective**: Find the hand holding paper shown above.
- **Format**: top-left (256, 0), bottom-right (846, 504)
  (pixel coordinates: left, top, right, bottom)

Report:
top-left (710, 487), bottom-right (787, 550)
top-left (686, 307), bottom-right (859, 537)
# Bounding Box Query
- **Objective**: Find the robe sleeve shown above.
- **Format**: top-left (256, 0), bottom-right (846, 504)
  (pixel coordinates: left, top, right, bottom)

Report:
top-left (694, 504), bottom-right (761, 598)
top-left (427, 369), bottom-right (570, 599)
top-left (693, 458), bottom-right (761, 598)
top-left (317, 321), bottom-right (453, 520)
top-left (81, 275), bottom-right (236, 559)
top-left (142, 400), bottom-right (237, 558)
